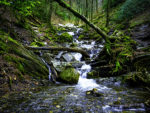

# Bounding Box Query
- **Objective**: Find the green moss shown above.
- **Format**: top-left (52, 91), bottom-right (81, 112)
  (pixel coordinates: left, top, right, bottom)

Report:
top-left (122, 70), bottom-right (150, 86)
top-left (78, 34), bottom-right (85, 40)
top-left (0, 29), bottom-right (48, 80)
top-left (30, 41), bottom-right (45, 47)
top-left (70, 42), bottom-right (78, 47)
top-left (87, 71), bottom-right (99, 78)
top-left (57, 32), bottom-right (73, 42)
top-left (59, 67), bottom-right (80, 84)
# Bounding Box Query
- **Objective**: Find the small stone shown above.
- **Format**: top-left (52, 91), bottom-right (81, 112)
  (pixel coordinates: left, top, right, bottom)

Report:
top-left (86, 91), bottom-right (91, 95)
top-left (49, 111), bottom-right (53, 113)
top-left (56, 105), bottom-right (61, 108)
top-left (118, 97), bottom-right (121, 100)
top-left (92, 88), bottom-right (98, 92)
top-left (113, 100), bottom-right (121, 105)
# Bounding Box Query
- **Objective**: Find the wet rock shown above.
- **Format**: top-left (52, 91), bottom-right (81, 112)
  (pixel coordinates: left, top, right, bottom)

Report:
top-left (145, 99), bottom-right (150, 111)
top-left (86, 88), bottom-right (104, 97)
top-left (131, 24), bottom-right (150, 47)
top-left (55, 51), bottom-right (64, 59)
top-left (42, 53), bottom-right (53, 63)
top-left (113, 97), bottom-right (122, 105)
top-left (52, 61), bottom-right (72, 72)
top-left (110, 103), bottom-right (145, 110)
top-left (122, 71), bottom-right (150, 86)
top-left (71, 62), bottom-right (83, 68)
top-left (87, 71), bottom-right (99, 78)
top-left (71, 53), bottom-right (82, 61)
top-left (58, 67), bottom-right (80, 84)
top-left (62, 53), bottom-right (75, 62)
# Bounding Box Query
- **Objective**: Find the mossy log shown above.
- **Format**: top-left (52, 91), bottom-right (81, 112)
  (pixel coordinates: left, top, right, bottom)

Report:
top-left (54, 0), bottom-right (110, 43)
top-left (26, 46), bottom-right (90, 58)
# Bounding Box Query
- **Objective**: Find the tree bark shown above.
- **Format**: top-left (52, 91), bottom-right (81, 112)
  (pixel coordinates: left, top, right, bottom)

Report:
top-left (49, 0), bottom-right (53, 26)
top-left (96, 0), bottom-right (98, 13)
top-left (106, 0), bottom-right (110, 27)
top-left (54, 0), bottom-right (110, 43)
top-left (26, 46), bottom-right (90, 58)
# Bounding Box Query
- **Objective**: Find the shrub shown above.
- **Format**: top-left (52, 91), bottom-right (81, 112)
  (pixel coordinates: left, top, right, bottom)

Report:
top-left (115, 0), bottom-right (150, 22)
top-left (102, 0), bottom-right (125, 10)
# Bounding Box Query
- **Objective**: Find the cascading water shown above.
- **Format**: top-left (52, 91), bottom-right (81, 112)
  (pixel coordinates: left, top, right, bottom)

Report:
top-left (40, 51), bottom-right (52, 81)
top-left (41, 59), bottom-right (52, 81)
top-left (1, 23), bottom-right (149, 113)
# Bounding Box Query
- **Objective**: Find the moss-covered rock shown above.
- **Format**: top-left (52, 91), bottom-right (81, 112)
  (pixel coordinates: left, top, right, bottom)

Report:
top-left (122, 71), bottom-right (150, 87)
top-left (57, 32), bottom-right (73, 42)
top-left (30, 41), bottom-right (45, 47)
top-left (59, 67), bottom-right (80, 84)
top-left (78, 34), bottom-right (85, 40)
top-left (0, 29), bottom-right (49, 93)
top-left (87, 71), bottom-right (99, 78)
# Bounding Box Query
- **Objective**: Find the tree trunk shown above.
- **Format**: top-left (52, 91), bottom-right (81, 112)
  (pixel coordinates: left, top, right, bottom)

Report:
top-left (54, 0), bottom-right (110, 43)
top-left (91, 0), bottom-right (94, 21)
top-left (49, 0), bottom-right (53, 26)
top-left (106, 0), bottom-right (110, 27)
top-left (26, 46), bottom-right (90, 58)
top-left (96, 0), bottom-right (98, 13)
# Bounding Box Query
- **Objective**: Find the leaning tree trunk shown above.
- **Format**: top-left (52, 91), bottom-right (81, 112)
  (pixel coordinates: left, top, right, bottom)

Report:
top-left (54, 0), bottom-right (110, 43)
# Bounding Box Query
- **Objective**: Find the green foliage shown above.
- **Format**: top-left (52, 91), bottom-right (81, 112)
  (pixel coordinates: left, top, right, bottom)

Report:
top-left (102, 0), bottom-right (125, 10)
top-left (105, 42), bottom-right (111, 55)
top-left (78, 34), bottom-right (85, 40)
top-left (0, 0), bottom-right (10, 6)
top-left (109, 30), bottom-right (134, 73)
top-left (30, 40), bottom-right (45, 47)
top-left (32, 0), bottom-right (52, 22)
top-left (114, 0), bottom-right (150, 21)
top-left (0, 0), bottom-right (41, 16)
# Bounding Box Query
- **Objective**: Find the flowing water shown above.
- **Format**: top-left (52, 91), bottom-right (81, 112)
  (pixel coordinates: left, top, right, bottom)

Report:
top-left (0, 24), bottom-right (149, 113)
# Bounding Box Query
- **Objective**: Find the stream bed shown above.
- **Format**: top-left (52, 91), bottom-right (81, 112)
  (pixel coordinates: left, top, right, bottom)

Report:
top-left (0, 24), bottom-right (149, 113)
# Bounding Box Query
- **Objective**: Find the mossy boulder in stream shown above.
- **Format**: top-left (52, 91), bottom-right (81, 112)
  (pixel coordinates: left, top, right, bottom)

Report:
top-left (59, 67), bottom-right (80, 84)
top-left (57, 32), bottom-right (73, 42)
top-left (122, 71), bottom-right (150, 86)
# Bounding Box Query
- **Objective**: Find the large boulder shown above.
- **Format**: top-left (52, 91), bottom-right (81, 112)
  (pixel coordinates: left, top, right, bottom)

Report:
top-left (62, 53), bottom-right (75, 62)
top-left (57, 32), bottom-right (73, 42)
top-left (59, 67), bottom-right (80, 84)
top-left (122, 71), bottom-right (150, 86)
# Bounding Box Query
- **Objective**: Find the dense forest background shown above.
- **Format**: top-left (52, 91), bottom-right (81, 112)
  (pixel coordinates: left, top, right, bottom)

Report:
top-left (1, 0), bottom-right (150, 24)
top-left (0, 0), bottom-right (150, 112)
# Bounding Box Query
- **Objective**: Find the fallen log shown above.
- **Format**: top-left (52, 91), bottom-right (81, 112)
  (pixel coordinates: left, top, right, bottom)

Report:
top-left (26, 46), bottom-right (90, 58)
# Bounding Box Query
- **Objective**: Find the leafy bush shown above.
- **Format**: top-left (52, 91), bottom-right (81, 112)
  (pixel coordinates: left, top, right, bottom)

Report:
top-left (102, 0), bottom-right (125, 10)
top-left (115, 0), bottom-right (150, 21)
top-left (0, 0), bottom-right (41, 16)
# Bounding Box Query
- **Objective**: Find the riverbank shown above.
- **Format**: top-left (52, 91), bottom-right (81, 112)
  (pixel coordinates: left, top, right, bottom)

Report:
top-left (0, 2), bottom-right (150, 112)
